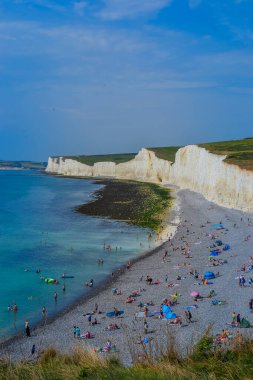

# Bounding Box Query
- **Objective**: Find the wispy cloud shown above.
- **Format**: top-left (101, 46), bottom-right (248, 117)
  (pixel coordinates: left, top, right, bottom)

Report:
top-left (13, 0), bottom-right (66, 12)
top-left (98, 0), bottom-right (173, 20)
top-left (73, 1), bottom-right (87, 16)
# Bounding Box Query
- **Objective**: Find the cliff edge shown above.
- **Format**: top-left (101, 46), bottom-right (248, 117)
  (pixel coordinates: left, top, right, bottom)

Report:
top-left (46, 145), bottom-right (253, 212)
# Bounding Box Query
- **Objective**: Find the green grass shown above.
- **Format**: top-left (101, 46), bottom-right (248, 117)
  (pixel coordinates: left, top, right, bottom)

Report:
top-left (62, 153), bottom-right (137, 166)
top-left (60, 146), bottom-right (181, 166)
top-left (147, 146), bottom-right (181, 162)
top-left (199, 138), bottom-right (253, 170)
top-left (2, 335), bottom-right (253, 379)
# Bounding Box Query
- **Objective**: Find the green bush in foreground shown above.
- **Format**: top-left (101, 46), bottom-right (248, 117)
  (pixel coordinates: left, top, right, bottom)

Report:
top-left (1, 335), bottom-right (253, 380)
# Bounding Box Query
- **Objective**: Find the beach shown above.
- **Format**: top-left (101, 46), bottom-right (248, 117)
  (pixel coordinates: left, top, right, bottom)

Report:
top-left (3, 188), bottom-right (253, 365)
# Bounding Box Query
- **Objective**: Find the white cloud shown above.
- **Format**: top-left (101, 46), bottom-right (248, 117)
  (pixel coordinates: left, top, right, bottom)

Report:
top-left (73, 1), bottom-right (87, 16)
top-left (98, 0), bottom-right (173, 20)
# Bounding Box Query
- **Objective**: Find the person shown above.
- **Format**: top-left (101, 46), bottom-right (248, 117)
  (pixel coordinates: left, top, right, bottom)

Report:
top-left (250, 299), bottom-right (253, 310)
top-left (94, 303), bottom-right (98, 313)
top-left (54, 292), bottom-right (58, 303)
top-left (89, 279), bottom-right (93, 287)
top-left (144, 320), bottom-right (148, 334)
top-left (42, 306), bottom-right (47, 318)
top-left (25, 320), bottom-right (30, 337)
top-left (75, 326), bottom-right (80, 338)
top-left (236, 313), bottom-right (241, 325)
top-left (114, 307), bottom-right (119, 317)
top-left (85, 331), bottom-right (91, 339)
top-left (232, 311), bottom-right (236, 324)
top-left (31, 344), bottom-right (36, 355)
top-left (88, 314), bottom-right (92, 325)
top-left (104, 339), bottom-right (112, 351)
top-left (144, 306), bottom-right (148, 318)
top-left (13, 303), bottom-right (18, 312)
top-left (92, 318), bottom-right (98, 325)
top-left (73, 326), bottom-right (76, 338)
top-left (62, 284), bottom-right (66, 292)
top-left (85, 280), bottom-right (89, 287)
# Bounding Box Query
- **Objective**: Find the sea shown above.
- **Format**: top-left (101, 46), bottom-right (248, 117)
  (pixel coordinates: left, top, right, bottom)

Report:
top-left (0, 170), bottom-right (156, 341)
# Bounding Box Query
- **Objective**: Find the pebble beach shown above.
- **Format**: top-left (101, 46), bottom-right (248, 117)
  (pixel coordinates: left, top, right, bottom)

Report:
top-left (3, 188), bottom-right (253, 365)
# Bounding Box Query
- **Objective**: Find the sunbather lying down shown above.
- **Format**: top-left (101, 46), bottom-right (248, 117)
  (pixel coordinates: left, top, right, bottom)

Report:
top-left (80, 331), bottom-right (93, 339)
top-left (125, 296), bottom-right (135, 303)
top-left (95, 340), bottom-right (117, 353)
top-left (105, 323), bottom-right (120, 331)
top-left (169, 316), bottom-right (182, 325)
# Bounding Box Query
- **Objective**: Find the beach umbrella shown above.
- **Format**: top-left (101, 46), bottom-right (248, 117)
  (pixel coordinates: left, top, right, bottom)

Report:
top-left (190, 291), bottom-right (199, 297)
top-left (204, 271), bottom-right (215, 279)
top-left (162, 305), bottom-right (172, 314)
top-left (163, 312), bottom-right (177, 320)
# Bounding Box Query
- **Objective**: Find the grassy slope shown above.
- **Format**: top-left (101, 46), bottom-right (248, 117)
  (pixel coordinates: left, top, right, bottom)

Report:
top-left (62, 153), bottom-right (137, 166)
top-left (62, 146), bottom-right (181, 166)
top-left (199, 139), bottom-right (253, 170)
top-left (2, 336), bottom-right (253, 380)
top-left (147, 146), bottom-right (181, 163)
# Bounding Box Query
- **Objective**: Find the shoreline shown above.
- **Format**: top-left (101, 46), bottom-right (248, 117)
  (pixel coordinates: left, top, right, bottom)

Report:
top-left (1, 188), bottom-right (179, 351)
top-left (5, 186), bottom-right (253, 366)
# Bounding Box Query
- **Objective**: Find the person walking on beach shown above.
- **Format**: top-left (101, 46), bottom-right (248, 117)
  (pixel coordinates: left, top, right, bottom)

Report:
top-left (185, 311), bottom-right (192, 324)
top-left (88, 314), bottom-right (92, 326)
top-left (114, 307), bottom-right (119, 317)
top-left (31, 344), bottom-right (36, 356)
top-left (25, 320), bottom-right (30, 337)
top-left (42, 306), bottom-right (47, 318)
top-left (236, 313), bottom-right (241, 326)
top-left (144, 320), bottom-right (148, 334)
top-left (232, 312), bottom-right (236, 324)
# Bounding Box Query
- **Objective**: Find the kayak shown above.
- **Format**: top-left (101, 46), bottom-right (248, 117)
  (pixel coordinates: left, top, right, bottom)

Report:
top-left (45, 278), bottom-right (58, 284)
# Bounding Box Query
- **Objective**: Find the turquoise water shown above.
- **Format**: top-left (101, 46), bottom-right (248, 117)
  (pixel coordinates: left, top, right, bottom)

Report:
top-left (0, 171), bottom-right (154, 340)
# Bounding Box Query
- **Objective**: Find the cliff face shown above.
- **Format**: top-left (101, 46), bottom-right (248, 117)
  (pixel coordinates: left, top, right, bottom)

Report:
top-left (46, 145), bottom-right (253, 212)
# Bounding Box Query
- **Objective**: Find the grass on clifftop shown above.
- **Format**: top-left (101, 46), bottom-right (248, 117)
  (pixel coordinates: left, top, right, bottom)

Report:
top-left (62, 153), bottom-right (137, 166)
top-left (147, 146), bottom-right (181, 162)
top-left (61, 146), bottom-right (181, 166)
top-left (2, 334), bottom-right (253, 379)
top-left (199, 138), bottom-right (253, 170)
top-left (75, 180), bottom-right (172, 231)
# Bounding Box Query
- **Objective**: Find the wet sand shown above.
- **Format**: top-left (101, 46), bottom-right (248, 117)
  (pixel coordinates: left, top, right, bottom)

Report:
top-left (3, 189), bottom-right (253, 365)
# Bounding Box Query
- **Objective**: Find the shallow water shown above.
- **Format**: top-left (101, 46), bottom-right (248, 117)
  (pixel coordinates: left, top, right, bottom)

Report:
top-left (0, 171), bottom-right (155, 340)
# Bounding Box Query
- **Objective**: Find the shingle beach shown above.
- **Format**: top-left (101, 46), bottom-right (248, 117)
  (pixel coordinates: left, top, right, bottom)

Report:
top-left (4, 189), bottom-right (253, 365)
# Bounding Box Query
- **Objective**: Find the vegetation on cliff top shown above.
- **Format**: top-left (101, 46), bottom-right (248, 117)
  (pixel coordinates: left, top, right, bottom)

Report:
top-left (199, 138), bottom-right (253, 170)
top-left (75, 180), bottom-right (172, 231)
top-left (2, 334), bottom-right (253, 379)
top-left (147, 146), bottom-right (181, 163)
top-left (57, 138), bottom-right (253, 170)
top-left (60, 146), bottom-right (181, 165)
top-left (62, 153), bottom-right (137, 166)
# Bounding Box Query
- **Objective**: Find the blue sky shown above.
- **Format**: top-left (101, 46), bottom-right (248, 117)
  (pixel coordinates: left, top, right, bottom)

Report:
top-left (1, 0), bottom-right (253, 160)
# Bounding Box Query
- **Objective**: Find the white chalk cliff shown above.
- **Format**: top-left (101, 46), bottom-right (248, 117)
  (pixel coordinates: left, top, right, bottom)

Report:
top-left (46, 146), bottom-right (253, 212)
